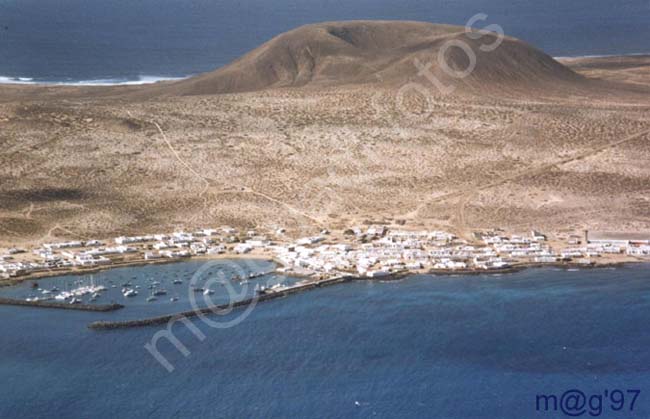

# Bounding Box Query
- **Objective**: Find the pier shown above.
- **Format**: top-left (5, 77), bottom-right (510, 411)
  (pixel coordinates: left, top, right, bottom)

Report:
top-left (88, 275), bottom-right (352, 330)
top-left (0, 297), bottom-right (124, 312)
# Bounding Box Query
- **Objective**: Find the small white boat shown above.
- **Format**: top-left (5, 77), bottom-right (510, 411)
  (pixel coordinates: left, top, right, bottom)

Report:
top-left (203, 289), bottom-right (215, 296)
top-left (172, 279), bottom-right (183, 284)
top-left (260, 283), bottom-right (289, 294)
top-left (170, 296), bottom-right (179, 302)
top-left (69, 298), bottom-right (82, 304)
top-left (123, 289), bottom-right (138, 298)
top-left (146, 295), bottom-right (157, 302)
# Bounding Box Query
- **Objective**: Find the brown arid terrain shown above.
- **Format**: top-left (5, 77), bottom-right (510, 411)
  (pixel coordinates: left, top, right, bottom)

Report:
top-left (0, 21), bottom-right (649, 248)
top-left (559, 55), bottom-right (650, 89)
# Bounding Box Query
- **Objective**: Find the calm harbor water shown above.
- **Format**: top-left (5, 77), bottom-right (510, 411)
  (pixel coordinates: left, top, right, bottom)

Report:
top-left (1, 261), bottom-right (649, 418)
top-left (0, 0), bottom-right (649, 84)
top-left (0, 259), bottom-right (291, 319)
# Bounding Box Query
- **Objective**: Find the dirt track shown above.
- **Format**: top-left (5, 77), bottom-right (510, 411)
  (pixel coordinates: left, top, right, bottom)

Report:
top-left (0, 50), bottom-right (649, 247)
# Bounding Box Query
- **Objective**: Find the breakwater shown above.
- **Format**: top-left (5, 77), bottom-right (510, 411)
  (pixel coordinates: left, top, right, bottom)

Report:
top-left (0, 297), bottom-right (124, 312)
top-left (88, 275), bottom-right (352, 330)
top-left (84, 262), bottom-right (632, 331)
top-left (352, 270), bottom-right (412, 281)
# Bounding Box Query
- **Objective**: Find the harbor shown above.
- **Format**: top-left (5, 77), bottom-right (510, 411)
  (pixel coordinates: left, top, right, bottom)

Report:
top-left (88, 275), bottom-right (352, 330)
top-left (84, 259), bottom-right (637, 331)
top-left (3, 262), bottom-right (650, 418)
top-left (2, 226), bottom-right (649, 286)
top-left (1, 225), bottom-right (648, 314)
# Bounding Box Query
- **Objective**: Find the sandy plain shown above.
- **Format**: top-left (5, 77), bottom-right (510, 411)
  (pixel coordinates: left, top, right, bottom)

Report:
top-left (1, 22), bottom-right (649, 248)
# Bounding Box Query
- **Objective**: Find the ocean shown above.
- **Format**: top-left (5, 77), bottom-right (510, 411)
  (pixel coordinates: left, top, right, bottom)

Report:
top-left (0, 0), bottom-right (649, 84)
top-left (1, 261), bottom-right (650, 418)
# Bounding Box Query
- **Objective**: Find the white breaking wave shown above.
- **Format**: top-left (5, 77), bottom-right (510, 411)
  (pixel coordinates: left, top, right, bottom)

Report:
top-left (0, 76), bottom-right (35, 84)
top-left (0, 75), bottom-right (188, 86)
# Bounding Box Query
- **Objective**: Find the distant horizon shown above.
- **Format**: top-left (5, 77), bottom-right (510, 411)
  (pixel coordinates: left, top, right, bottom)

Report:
top-left (2, 51), bottom-right (650, 87)
top-left (1, 0), bottom-right (649, 82)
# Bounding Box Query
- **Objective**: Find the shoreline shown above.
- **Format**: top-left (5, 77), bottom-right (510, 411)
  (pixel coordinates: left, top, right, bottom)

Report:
top-left (554, 52), bottom-right (650, 60)
top-left (2, 252), bottom-right (646, 288)
top-left (0, 253), bottom-right (278, 288)
top-left (87, 259), bottom-right (648, 330)
top-left (0, 75), bottom-right (188, 86)
top-left (0, 253), bottom-right (645, 330)
top-left (1, 54), bottom-right (648, 87)
top-left (424, 260), bottom-right (641, 276)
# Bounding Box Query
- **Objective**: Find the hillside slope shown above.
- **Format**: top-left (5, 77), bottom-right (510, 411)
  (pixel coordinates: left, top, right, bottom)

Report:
top-left (162, 20), bottom-right (582, 95)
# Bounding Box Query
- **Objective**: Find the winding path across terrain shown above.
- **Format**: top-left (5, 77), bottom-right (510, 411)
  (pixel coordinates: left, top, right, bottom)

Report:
top-left (405, 128), bottom-right (650, 238)
top-left (150, 119), bottom-right (324, 228)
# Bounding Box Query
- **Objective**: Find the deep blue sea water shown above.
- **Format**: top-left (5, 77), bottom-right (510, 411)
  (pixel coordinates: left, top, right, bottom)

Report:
top-left (1, 261), bottom-right (649, 418)
top-left (0, 0), bottom-right (649, 84)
